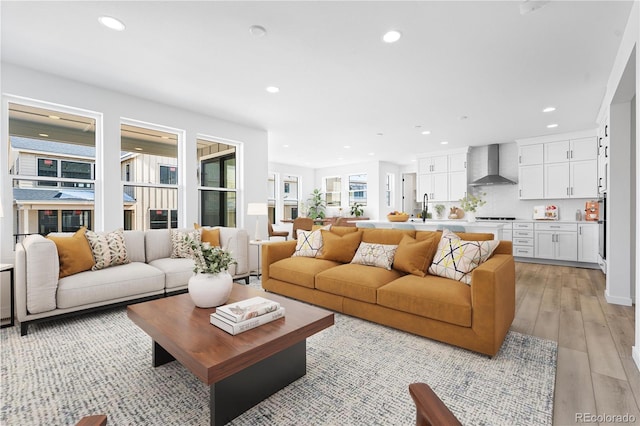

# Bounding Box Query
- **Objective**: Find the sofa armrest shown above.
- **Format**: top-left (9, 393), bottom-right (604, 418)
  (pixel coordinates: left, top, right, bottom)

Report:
top-left (261, 240), bottom-right (297, 282)
top-left (16, 235), bottom-right (60, 316)
top-left (494, 240), bottom-right (512, 255)
top-left (469, 253), bottom-right (516, 354)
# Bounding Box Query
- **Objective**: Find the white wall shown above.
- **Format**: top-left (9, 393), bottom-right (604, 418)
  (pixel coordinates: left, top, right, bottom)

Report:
top-left (1, 63), bottom-right (269, 261)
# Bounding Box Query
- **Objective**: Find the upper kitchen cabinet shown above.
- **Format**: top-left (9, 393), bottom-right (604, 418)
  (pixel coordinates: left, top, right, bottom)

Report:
top-left (518, 144), bottom-right (543, 166)
top-left (416, 147), bottom-right (468, 202)
top-left (517, 131), bottom-right (597, 200)
top-left (597, 113), bottom-right (609, 195)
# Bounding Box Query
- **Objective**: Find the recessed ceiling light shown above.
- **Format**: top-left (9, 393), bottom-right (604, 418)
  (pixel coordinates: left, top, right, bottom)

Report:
top-left (547, 124), bottom-right (558, 128)
top-left (134, 147), bottom-right (143, 151)
top-left (421, 130), bottom-right (431, 135)
top-left (382, 30), bottom-right (402, 43)
top-left (266, 86), bottom-right (280, 93)
top-left (338, 157), bottom-right (344, 161)
top-left (283, 144), bottom-right (289, 148)
top-left (543, 107), bottom-right (556, 113)
top-left (249, 25), bottom-right (267, 37)
top-left (98, 16), bottom-right (126, 31)
top-left (440, 141), bottom-right (449, 145)
top-left (344, 145), bottom-right (351, 149)
top-left (368, 152), bottom-right (375, 156)
top-left (48, 115), bottom-right (60, 120)
top-left (38, 133), bottom-right (49, 137)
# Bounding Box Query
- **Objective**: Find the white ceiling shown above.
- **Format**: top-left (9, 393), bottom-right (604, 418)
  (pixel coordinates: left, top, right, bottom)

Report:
top-left (1, 1), bottom-right (634, 168)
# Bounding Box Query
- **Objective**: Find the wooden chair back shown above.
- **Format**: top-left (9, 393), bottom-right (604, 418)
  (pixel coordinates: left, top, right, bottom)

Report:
top-left (292, 217), bottom-right (314, 239)
top-left (409, 383), bottom-right (461, 426)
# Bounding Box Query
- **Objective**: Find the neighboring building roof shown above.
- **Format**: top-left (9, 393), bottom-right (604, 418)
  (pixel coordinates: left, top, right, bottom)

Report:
top-left (11, 136), bottom-right (96, 158)
top-left (10, 136), bottom-right (131, 159)
top-left (13, 188), bottom-right (135, 203)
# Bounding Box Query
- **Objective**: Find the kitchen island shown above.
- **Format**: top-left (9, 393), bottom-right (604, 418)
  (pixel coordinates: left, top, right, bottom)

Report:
top-left (355, 219), bottom-right (505, 240)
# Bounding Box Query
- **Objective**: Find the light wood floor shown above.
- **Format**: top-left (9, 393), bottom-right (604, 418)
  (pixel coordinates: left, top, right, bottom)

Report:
top-left (511, 262), bottom-right (639, 425)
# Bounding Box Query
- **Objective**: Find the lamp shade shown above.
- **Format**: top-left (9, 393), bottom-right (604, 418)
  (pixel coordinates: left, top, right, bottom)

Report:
top-left (247, 202), bottom-right (268, 216)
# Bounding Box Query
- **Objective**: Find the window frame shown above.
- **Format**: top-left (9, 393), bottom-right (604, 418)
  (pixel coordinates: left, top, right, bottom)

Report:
top-left (348, 173), bottom-right (368, 206)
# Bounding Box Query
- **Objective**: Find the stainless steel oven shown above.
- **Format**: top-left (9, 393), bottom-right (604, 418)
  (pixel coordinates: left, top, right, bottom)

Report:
top-left (598, 194), bottom-right (606, 260)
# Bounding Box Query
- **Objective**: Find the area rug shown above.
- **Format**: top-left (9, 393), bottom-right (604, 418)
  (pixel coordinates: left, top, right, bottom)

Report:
top-left (1, 294), bottom-right (556, 425)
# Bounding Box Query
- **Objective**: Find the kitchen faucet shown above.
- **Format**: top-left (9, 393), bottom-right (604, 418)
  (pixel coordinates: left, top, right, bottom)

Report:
top-left (422, 193), bottom-right (429, 222)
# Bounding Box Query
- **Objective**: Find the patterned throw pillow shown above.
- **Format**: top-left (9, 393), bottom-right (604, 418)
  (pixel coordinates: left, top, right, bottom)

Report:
top-left (85, 228), bottom-right (130, 270)
top-left (428, 229), bottom-right (499, 284)
top-left (171, 229), bottom-right (200, 259)
top-left (293, 225), bottom-right (331, 258)
top-left (351, 242), bottom-right (398, 270)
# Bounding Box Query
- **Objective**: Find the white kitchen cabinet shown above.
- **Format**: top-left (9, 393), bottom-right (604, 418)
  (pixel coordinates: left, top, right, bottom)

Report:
top-left (597, 118), bottom-right (609, 195)
top-left (534, 223), bottom-right (577, 261)
top-left (419, 155), bottom-right (448, 174)
top-left (544, 140), bottom-right (570, 164)
top-left (577, 223), bottom-right (599, 263)
top-left (544, 163), bottom-right (570, 198)
top-left (418, 173), bottom-right (448, 202)
top-left (571, 137), bottom-right (598, 161)
top-left (512, 222), bottom-right (534, 257)
top-left (518, 165), bottom-right (544, 199)
top-left (570, 160), bottom-right (598, 198)
top-left (417, 148), bottom-right (468, 201)
top-left (448, 153), bottom-right (467, 172)
top-left (518, 144), bottom-right (544, 166)
top-left (449, 171), bottom-right (467, 202)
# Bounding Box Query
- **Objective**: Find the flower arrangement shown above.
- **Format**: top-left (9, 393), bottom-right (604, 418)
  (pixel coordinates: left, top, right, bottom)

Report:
top-left (186, 237), bottom-right (236, 275)
top-left (459, 192), bottom-right (487, 213)
top-left (350, 203), bottom-right (364, 217)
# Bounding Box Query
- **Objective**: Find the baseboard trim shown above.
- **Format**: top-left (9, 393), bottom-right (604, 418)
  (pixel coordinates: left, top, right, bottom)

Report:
top-left (632, 346), bottom-right (640, 372)
top-left (604, 288), bottom-right (633, 306)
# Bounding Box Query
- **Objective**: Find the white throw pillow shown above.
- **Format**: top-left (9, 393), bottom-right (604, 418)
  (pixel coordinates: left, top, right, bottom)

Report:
top-left (428, 229), bottom-right (499, 284)
top-left (293, 225), bottom-right (331, 258)
top-left (351, 242), bottom-right (398, 270)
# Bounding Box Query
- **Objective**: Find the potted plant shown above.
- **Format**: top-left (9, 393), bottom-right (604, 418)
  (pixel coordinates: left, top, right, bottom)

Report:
top-left (307, 188), bottom-right (326, 220)
top-left (459, 192), bottom-right (487, 222)
top-left (350, 203), bottom-right (364, 217)
top-left (186, 237), bottom-right (237, 308)
top-left (434, 204), bottom-right (446, 219)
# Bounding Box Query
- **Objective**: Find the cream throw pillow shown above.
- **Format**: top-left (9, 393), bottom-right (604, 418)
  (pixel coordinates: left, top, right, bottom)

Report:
top-left (428, 229), bottom-right (499, 284)
top-left (170, 229), bottom-right (200, 259)
top-left (351, 242), bottom-right (398, 270)
top-left (85, 228), bottom-right (130, 270)
top-left (293, 225), bottom-right (331, 258)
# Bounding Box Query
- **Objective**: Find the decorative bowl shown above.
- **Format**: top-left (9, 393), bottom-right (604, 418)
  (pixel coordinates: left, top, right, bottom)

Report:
top-left (387, 214), bottom-right (409, 222)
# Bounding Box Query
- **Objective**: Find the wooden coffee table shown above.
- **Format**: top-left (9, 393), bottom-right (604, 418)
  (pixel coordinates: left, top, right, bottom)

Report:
top-left (127, 284), bottom-right (334, 425)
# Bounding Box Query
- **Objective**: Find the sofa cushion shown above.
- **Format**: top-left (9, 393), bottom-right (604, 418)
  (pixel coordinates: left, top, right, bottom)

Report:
top-left (145, 229), bottom-right (172, 262)
top-left (428, 229), bottom-right (499, 284)
top-left (377, 274), bottom-right (472, 327)
top-left (85, 228), bottom-right (130, 270)
top-left (47, 227), bottom-right (95, 278)
top-left (316, 263), bottom-right (404, 303)
top-left (392, 234), bottom-right (439, 277)
top-left (362, 228), bottom-right (416, 245)
top-left (56, 262), bottom-right (165, 309)
top-left (318, 230), bottom-right (363, 263)
top-left (351, 242), bottom-right (397, 270)
top-left (149, 258), bottom-right (195, 290)
top-left (123, 230), bottom-right (146, 263)
top-left (270, 257), bottom-right (341, 289)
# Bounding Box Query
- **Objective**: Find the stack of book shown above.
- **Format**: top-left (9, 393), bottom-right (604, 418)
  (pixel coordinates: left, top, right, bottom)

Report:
top-left (210, 296), bottom-right (285, 335)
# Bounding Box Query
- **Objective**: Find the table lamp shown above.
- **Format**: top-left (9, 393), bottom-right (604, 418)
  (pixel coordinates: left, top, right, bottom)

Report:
top-left (247, 202), bottom-right (268, 241)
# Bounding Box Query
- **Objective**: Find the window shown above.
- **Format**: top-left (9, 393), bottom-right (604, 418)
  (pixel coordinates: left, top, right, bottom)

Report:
top-left (349, 174), bottom-right (367, 206)
top-left (9, 102), bottom-right (97, 239)
top-left (282, 175), bottom-right (299, 220)
top-left (121, 123), bottom-right (179, 231)
top-left (385, 173), bottom-right (394, 208)
top-left (268, 173), bottom-right (276, 224)
top-left (149, 209), bottom-right (178, 229)
top-left (198, 139), bottom-right (236, 227)
top-left (159, 165), bottom-right (177, 184)
top-left (325, 176), bottom-right (341, 207)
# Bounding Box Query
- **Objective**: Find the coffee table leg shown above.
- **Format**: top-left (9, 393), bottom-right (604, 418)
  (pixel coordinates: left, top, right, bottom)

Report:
top-left (209, 340), bottom-right (306, 425)
top-left (153, 341), bottom-right (175, 367)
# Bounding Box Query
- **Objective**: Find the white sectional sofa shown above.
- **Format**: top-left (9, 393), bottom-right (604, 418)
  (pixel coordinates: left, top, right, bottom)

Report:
top-left (14, 227), bottom-right (250, 335)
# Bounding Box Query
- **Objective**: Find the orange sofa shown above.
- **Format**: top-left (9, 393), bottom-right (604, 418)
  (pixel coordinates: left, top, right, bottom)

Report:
top-left (261, 227), bottom-right (515, 356)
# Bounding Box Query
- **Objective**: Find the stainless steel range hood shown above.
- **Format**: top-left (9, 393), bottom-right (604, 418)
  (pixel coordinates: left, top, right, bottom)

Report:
top-left (469, 144), bottom-right (517, 186)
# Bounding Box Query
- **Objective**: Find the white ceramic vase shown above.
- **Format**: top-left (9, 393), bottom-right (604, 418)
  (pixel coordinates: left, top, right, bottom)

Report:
top-left (188, 271), bottom-right (233, 308)
top-left (466, 211), bottom-right (476, 223)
